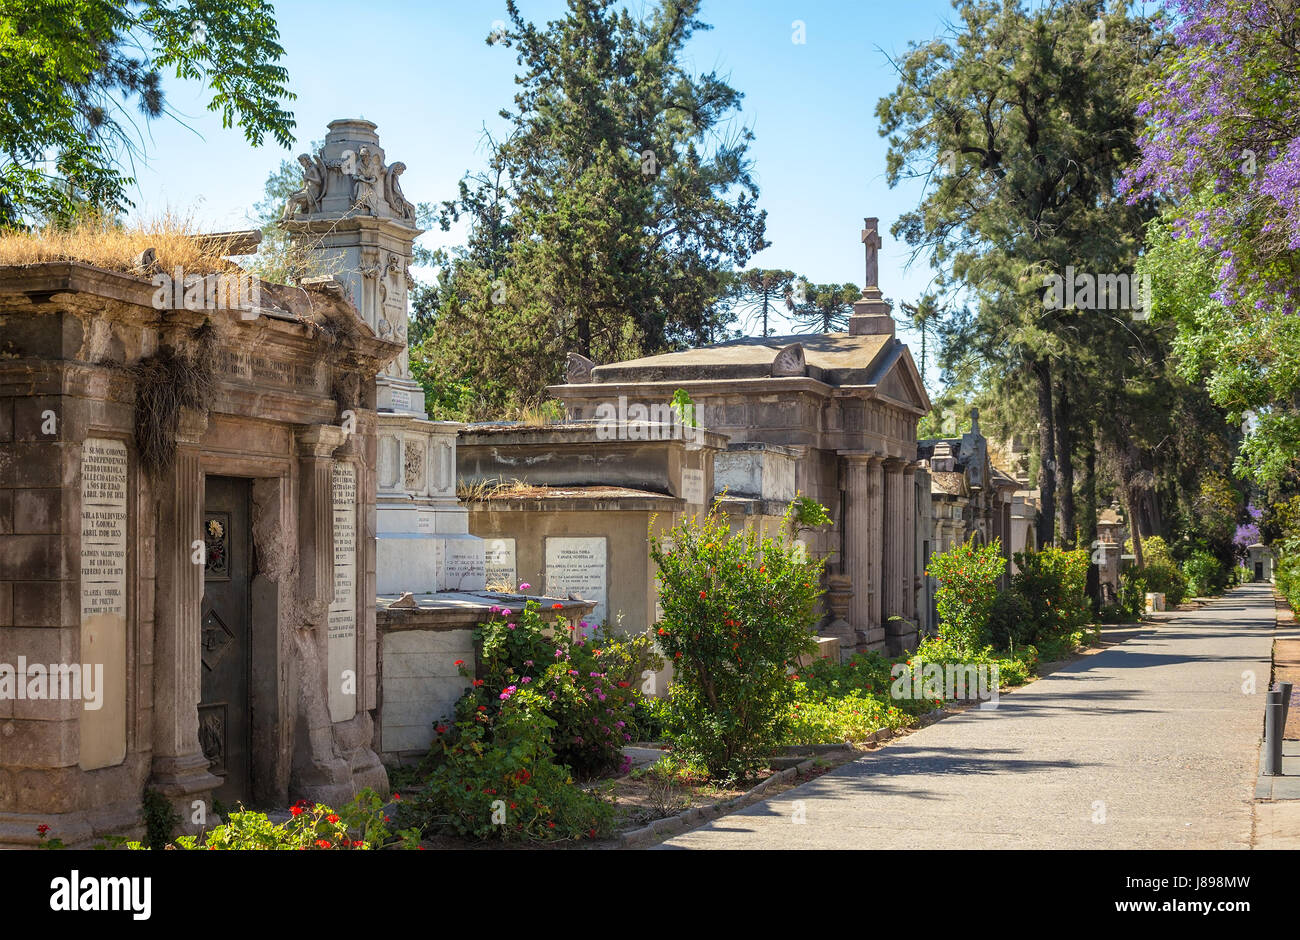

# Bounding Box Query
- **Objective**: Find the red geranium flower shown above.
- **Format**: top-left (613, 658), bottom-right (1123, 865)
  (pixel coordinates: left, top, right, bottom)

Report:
top-left (290, 805), bottom-right (304, 817)
top-left (552, 603), bottom-right (564, 610)
top-left (327, 814), bottom-right (340, 824)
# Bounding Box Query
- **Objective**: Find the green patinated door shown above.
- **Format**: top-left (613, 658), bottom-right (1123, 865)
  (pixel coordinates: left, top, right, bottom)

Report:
top-left (199, 476), bottom-right (252, 807)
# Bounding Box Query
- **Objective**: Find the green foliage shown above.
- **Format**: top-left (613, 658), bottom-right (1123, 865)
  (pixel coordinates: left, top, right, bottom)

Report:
top-left (1010, 547), bottom-right (1092, 647)
top-left (783, 688), bottom-right (907, 745)
top-left (926, 537), bottom-right (1007, 655)
top-left (787, 281), bottom-right (859, 333)
top-left (1119, 569), bottom-right (1148, 620)
top-left (415, 0), bottom-right (768, 415)
top-left (147, 790), bottom-right (418, 850)
top-left (0, 0), bottom-right (294, 225)
top-left (987, 587), bottom-right (1035, 650)
top-left (140, 787), bottom-right (179, 851)
top-left (650, 504), bottom-right (823, 783)
top-left (778, 640), bottom-right (1038, 747)
top-left (413, 688), bottom-right (615, 843)
top-left (463, 600), bottom-right (651, 778)
top-left (1182, 550), bottom-right (1227, 598)
top-left (1126, 535), bottom-right (1189, 606)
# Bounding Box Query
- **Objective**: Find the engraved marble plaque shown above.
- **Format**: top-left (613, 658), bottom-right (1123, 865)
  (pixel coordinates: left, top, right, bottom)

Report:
top-left (544, 537), bottom-right (607, 627)
top-left (328, 463), bottom-right (358, 722)
top-left (79, 438), bottom-right (127, 769)
top-left (681, 468), bottom-right (705, 506)
top-left (485, 538), bottom-right (517, 591)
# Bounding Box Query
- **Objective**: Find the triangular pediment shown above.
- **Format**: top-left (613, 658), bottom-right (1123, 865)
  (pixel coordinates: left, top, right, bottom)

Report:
top-left (871, 343), bottom-right (932, 415)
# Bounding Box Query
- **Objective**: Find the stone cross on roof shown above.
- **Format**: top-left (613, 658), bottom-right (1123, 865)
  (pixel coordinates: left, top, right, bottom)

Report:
top-left (861, 217), bottom-right (882, 290)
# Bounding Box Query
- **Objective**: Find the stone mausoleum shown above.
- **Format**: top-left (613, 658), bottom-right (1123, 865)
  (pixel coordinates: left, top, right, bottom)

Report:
top-left (545, 220), bottom-right (934, 655)
top-left (0, 256), bottom-right (401, 847)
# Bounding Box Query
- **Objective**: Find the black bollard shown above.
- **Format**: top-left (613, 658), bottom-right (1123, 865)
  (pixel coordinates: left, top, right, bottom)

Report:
top-left (1266, 689), bottom-right (1284, 776)
top-left (1280, 681), bottom-right (1294, 729)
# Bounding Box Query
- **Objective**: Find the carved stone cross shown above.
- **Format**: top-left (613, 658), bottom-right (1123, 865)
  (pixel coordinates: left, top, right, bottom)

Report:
top-left (861, 217), bottom-right (882, 290)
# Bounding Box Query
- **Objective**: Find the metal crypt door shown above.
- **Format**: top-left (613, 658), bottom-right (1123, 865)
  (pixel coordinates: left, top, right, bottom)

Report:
top-left (199, 476), bottom-right (252, 807)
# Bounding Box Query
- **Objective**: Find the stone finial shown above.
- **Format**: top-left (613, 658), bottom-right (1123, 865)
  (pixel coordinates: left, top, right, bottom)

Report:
top-left (970, 407), bottom-right (980, 436)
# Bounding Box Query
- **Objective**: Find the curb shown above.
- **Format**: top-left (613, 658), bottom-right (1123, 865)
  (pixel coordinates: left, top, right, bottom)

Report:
top-left (616, 718), bottom-right (936, 848)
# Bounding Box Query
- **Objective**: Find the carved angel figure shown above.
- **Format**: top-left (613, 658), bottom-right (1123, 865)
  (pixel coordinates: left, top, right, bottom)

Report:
top-left (384, 162), bottom-right (416, 221)
top-left (352, 146), bottom-right (382, 215)
top-left (281, 153), bottom-right (328, 219)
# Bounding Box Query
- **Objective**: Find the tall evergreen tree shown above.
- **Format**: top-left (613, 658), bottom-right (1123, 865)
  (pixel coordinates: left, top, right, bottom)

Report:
top-left (415, 0), bottom-right (767, 417)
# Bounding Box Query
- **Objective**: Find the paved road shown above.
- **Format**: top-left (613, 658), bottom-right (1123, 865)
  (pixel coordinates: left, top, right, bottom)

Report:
top-left (660, 583), bottom-right (1276, 849)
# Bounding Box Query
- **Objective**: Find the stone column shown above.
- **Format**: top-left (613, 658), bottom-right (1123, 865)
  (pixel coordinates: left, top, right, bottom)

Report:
top-left (296, 426), bottom-right (345, 609)
top-left (866, 457), bottom-right (885, 648)
top-left (150, 408), bottom-right (222, 822)
top-left (902, 464), bottom-right (917, 621)
top-left (844, 458), bottom-right (873, 649)
top-left (882, 459), bottom-right (905, 619)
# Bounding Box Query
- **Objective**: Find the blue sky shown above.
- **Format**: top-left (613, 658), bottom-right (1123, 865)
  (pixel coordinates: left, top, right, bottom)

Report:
top-left (128, 0), bottom-right (968, 385)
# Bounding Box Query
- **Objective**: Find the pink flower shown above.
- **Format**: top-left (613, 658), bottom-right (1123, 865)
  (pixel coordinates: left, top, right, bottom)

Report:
top-left (519, 583), bottom-right (531, 591)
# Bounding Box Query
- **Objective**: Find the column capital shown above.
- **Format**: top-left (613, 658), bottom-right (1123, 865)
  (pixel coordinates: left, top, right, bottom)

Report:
top-left (841, 451), bottom-right (884, 465)
top-left (176, 407), bottom-right (209, 445)
top-left (296, 423), bottom-right (348, 457)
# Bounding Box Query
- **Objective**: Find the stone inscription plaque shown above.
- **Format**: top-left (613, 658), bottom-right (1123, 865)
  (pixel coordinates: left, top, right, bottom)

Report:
top-left (328, 463), bottom-right (358, 722)
top-left (544, 537), bottom-right (607, 627)
top-left (79, 438), bottom-right (128, 769)
top-left (681, 468), bottom-right (705, 506)
top-left (485, 538), bottom-right (517, 591)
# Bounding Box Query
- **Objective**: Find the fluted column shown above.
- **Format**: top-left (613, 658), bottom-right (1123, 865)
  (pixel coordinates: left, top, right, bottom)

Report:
top-left (845, 458), bottom-right (871, 648)
top-left (882, 459), bottom-right (906, 620)
top-left (296, 425), bottom-right (346, 609)
top-left (902, 464), bottom-right (917, 621)
top-left (150, 408), bottom-right (222, 810)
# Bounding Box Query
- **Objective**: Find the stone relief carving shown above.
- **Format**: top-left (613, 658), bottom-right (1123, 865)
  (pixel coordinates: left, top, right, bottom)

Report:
top-left (771, 342), bottom-right (806, 377)
top-left (404, 440), bottom-right (424, 491)
top-left (566, 352), bottom-right (595, 383)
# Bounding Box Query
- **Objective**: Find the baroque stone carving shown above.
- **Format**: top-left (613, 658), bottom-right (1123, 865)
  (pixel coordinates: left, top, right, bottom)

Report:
top-left (385, 162), bottom-right (416, 221)
top-left (282, 153), bottom-right (328, 219)
top-left (404, 440), bottom-right (424, 491)
top-left (566, 352), bottom-right (595, 384)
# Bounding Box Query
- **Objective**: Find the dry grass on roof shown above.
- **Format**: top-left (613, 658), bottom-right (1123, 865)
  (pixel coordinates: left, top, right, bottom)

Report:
top-left (0, 212), bottom-right (246, 277)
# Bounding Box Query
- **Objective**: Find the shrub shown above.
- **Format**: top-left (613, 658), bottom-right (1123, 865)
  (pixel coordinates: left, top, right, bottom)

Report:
top-left (466, 599), bottom-right (645, 778)
top-left (1127, 535), bottom-right (1188, 606)
top-left (927, 537), bottom-right (1007, 654)
top-left (987, 588), bottom-right (1034, 650)
top-left (413, 688), bottom-right (615, 842)
top-left (1011, 547), bottom-right (1091, 646)
top-left (650, 503), bottom-right (823, 783)
top-left (784, 688), bottom-right (909, 745)
top-left (1119, 570), bottom-right (1147, 619)
top-left (1182, 550), bottom-right (1226, 597)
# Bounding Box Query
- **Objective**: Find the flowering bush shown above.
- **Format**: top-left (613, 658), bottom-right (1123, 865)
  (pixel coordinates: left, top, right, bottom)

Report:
top-left (154, 790), bottom-right (418, 850)
top-left (927, 537), bottom-right (1007, 654)
top-left (413, 687), bottom-right (615, 843)
top-left (462, 599), bottom-right (651, 777)
top-left (650, 504), bottom-right (823, 783)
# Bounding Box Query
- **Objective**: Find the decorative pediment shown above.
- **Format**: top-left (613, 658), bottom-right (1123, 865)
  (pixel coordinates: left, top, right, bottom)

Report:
top-left (872, 344), bottom-right (931, 415)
